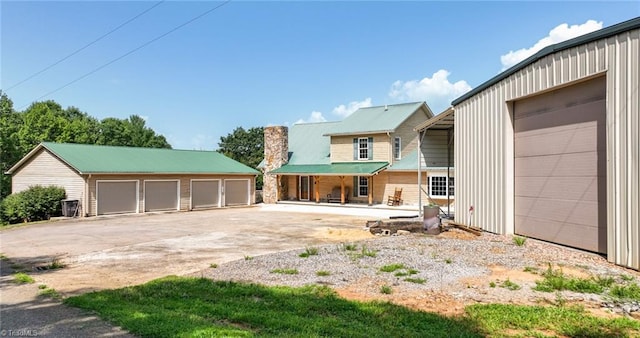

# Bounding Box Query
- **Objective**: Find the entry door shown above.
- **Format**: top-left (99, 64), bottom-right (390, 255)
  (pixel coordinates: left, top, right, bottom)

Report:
top-left (299, 176), bottom-right (313, 200)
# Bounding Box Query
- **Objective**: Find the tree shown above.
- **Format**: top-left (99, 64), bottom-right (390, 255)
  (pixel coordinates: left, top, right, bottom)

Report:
top-left (218, 127), bottom-right (264, 188)
top-left (0, 93), bottom-right (172, 200)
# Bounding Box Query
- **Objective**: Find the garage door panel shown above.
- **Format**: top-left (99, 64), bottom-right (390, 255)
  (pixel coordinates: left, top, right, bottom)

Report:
top-left (514, 99), bottom-right (605, 133)
top-left (515, 152), bottom-right (599, 177)
top-left (515, 196), bottom-right (601, 227)
top-left (97, 181), bottom-right (138, 215)
top-left (515, 216), bottom-right (605, 253)
top-left (192, 180), bottom-right (220, 209)
top-left (515, 123), bottom-right (599, 157)
top-left (225, 180), bottom-right (249, 206)
top-left (145, 181), bottom-right (178, 212)
top-left (515, 177), bottom-right (599, 201)
top-left (514, 77), bottom-right (606, 254)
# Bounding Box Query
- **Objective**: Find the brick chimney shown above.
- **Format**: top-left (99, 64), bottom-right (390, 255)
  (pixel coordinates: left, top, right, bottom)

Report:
top-left (263, 126), bottom-right (288, 203)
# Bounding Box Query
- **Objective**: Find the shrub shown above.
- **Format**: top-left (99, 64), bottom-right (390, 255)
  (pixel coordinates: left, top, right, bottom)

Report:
top-left (1, 185), bottom-right (66, 224)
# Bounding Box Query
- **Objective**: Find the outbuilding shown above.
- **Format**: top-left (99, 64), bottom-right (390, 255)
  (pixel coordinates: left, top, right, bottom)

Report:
top-left (447, 17), bottom-right (639, 270)
top-left (6, 142), bottom-right (259, 216)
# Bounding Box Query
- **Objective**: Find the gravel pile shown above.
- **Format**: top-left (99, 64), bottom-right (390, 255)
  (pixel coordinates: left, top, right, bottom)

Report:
top-left (197, 229), bottom-right (640, 317)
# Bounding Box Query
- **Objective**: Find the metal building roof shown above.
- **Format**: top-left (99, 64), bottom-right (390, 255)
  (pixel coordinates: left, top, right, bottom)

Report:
top-left (452, 16), bottom-right (640, 105)
top-left (7, 142), bottom-right (260, 175)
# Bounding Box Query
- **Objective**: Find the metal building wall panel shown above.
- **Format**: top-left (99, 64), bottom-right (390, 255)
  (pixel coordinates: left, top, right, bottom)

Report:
top-left (454, 27), bottom-right (639, 269)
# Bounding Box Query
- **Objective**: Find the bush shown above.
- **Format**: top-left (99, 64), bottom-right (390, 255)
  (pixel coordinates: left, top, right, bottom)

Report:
top-left (1, 185), bottom-right (66, 224)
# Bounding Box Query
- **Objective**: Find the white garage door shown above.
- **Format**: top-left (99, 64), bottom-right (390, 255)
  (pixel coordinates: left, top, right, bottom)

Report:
top-left (191, 180), bottom-right (220, 209)
top-left (144, 180), bottom-right (179, 212)
top-left (97, 181), bottom-right (138, 215)
top-left (514, 76), bottom-right (606, 253)
top-left (224, 179), bottom-right (250, 206)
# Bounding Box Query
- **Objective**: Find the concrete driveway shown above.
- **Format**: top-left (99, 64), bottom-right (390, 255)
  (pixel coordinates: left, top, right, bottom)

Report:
top-left (0, 204), bottom-right (416, 336)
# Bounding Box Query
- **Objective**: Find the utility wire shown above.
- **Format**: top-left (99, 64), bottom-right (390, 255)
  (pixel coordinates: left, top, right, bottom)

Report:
top-left (6, 1), bottom-right (165, 91)
top-left (20, 0), bottom-right (231, 110)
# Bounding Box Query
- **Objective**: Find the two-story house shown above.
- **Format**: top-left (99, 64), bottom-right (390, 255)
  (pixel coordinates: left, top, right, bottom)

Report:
top-left (262, 102), bottom-right (454, 210)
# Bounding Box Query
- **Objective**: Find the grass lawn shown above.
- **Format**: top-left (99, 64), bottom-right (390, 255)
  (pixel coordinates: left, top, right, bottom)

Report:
top-left (65, 276), bottom-right (640, 338)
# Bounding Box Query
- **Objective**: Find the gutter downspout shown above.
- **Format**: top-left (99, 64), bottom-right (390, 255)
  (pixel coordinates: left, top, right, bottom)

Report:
top-left (418, 129), bottom-right (426, 217)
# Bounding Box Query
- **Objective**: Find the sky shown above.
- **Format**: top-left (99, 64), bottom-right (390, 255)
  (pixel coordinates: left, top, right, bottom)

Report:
top-left (2, 1), bottom-right (639, 150)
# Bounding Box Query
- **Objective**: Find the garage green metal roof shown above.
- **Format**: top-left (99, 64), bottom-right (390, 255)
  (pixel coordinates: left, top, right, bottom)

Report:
top-left (8, 142), bottom-right (260, 175)
top-left (269, 162), bottom-right (389, 176)
top-left (324, 102), bottom-right (432, 136)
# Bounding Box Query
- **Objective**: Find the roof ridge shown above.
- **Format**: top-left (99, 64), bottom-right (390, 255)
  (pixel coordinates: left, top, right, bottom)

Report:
top-left (43, 142), bottom-right (218, 153)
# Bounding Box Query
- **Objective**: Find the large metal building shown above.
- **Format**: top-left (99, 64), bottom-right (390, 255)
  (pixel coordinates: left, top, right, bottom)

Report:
top-left (451, 17), bottom-right (639, 270)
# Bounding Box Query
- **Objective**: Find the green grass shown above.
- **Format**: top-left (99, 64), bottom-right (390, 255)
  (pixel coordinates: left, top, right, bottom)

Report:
top-left (513, 236), bottom-right (527, 247)
top-left (379, 285), bottom-right (393, 294)
top-left (489, 281), bottom-right (496, 288)
top-left (210, 263), bottom-right (218, 269)
top-left (341, 243), bottom-right (358, 251)
top-left (65, 276), bottom-right (481, 337)
top-left (244, 256), bottom-right (253, 261)
top-left (13, 272), bottom-right (35, 284)
top-left (444, 258), bottom-right (453, 264)
top-left (379, 263), bottom-right (406, 273)
top-left (609, 283), bottom-right (640, 301)
top-left (404, 277), bottom-right (426, 284)
top-left (620, 274), bottom-right (635, 282)
top-left (48, 258), bottom-right (66, 270)
top-left (499, 279), bottom-right (521, 291)
top-left (315, 270), bottom-right (331, 277)
top-left (298, 247), bottom-right (319, 258)
top-left (0, 253), bottom-right (8, 261)
top-left (270, 268), bottom-right (298, 275)
top-left (533, 265), bottom-right (611, 294)
top-left (39, 287), bottom-right (61, 299)
top-left (466, 303), bottom-right (640, 337)
top-left (523, 266), bottom-right (539, 273)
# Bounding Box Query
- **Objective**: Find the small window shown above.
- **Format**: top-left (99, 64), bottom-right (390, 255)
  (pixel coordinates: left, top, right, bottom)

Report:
top-left (357, 176), bottom-right (368, 197)
top-left (394, 137), bottom-right (401, 160)
top-left (429, 176), bottom-right (454, 197)
top-left (358, 138), bottom-right (368, 160)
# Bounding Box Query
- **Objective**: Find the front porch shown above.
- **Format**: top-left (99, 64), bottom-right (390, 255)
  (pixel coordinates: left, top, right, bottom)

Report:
top-left (272, 199), bottom-right (455, 219)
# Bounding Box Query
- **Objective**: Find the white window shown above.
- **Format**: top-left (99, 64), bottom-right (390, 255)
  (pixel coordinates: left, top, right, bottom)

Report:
top-left (394, 137), bottom-right (401, 160)
top-left (358, 138), bottom-right (368, 160)
top-left (429, 176), bottom-right (454, 197)
top-left (357, 176), bottom-right (369, 197)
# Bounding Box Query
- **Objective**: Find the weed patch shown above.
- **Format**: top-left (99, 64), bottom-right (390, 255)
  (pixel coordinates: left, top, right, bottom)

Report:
top-left (404, 278), bottom-right (426, 284)
top-left (299, 247), bottom-right (319, 258)
top-left (513, 236), bottom-right (527, 247)
top-left (270, 268), bottom-right (298, 275)
top-left (13, 272), bottom-right (34, 284)
top-left (315, 270), bottom-right (330, 277)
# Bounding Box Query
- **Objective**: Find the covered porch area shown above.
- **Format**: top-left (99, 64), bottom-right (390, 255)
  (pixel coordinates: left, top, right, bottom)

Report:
top-left (268, 162), bottom-right (389, 206)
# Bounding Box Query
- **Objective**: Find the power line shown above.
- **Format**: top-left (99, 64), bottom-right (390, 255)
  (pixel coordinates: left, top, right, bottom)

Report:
top-left (6, 1), bottom-right (165, 92)
top-left (19, 0), bottom-right (232, 110)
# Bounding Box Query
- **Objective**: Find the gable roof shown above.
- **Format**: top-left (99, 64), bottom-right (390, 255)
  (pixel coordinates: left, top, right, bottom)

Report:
top-left (287, 121), bottom-right (340, 165)
top-left (7, 142), bottom-right (260, 175)
top-left (324, 102), bottom-right (432, 136)
top-left (453, 16), bottom-right (640, 106)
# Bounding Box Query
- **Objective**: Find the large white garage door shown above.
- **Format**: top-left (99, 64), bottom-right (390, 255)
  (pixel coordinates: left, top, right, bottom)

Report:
top-left (191, 180), bottom-right (220, 209)
top-left (224, 179), bottom-right (250, 206)
top-left (144, 180), bottom-right (179, 212)
top-left (514, 76), bottom-right (606, 253)
top-left (97, 181), bottom-right (138, 215)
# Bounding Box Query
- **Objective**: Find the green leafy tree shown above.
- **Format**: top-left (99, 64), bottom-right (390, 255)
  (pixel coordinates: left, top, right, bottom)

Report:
top-left (97, 115), bottom-right (170, 148)
top-left (0, 91), bottom-right (22, 199)
top-left (218, 126), bottom-right (264, 188)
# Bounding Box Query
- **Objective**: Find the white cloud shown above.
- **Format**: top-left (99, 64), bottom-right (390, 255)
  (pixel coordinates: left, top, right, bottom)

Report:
top-left (388, 69), bottom-right (471, 113)
top-left (295, 111), bottom-right (327, 124)
top-left (500, 19), bottom-right (603, 70)
top-left (331, 98), bottom-right (372, 118)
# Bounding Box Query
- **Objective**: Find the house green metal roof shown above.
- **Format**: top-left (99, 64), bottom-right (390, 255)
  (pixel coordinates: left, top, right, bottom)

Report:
top-left (8, 142), bottom-right (260, 175)
top-left (324, 102), bottom-right (432, 136)
top-left (453, 17), bottom-right (640, 106)
top-left (270, 162), bottom-right (389, 176)
top-left (387, 149), bottom-right (419, 171)
top-left (287, 121), bottom-right (340, 165)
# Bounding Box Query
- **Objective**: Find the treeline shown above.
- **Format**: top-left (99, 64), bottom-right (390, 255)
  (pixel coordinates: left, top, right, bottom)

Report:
top-left (0, 91), bottom-right (171, 199)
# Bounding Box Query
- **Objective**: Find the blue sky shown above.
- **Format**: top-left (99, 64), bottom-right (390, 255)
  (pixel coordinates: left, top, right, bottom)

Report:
top-left (2, 1), bottom-right (638, 150)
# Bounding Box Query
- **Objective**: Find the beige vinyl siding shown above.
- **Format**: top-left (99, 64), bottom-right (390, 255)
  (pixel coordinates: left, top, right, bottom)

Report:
top-left (87, 174), bottom-right (255, 216)
top-left (11, 149), bottom-right (85, 213)
top-left (330, 134), bottom-right (390, 162)
top-left (454, 28), bottom-right (639, 269)
top-left (392, 109), bottom-right (431, 161)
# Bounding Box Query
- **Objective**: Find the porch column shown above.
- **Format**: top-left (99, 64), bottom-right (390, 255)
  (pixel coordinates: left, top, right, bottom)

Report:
top-left (339, 176), bottom-right (345, 205)
top-left (368, 176), bottom-right (373, 206)
top-left (276, 175), bottom-right (281, 202)
top-left (314, 176), bottom-right (320, 203)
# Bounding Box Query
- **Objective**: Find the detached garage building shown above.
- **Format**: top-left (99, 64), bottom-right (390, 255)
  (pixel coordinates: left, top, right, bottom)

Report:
top-left (452, 17), bottom-right (639, 270)
top-left (6, 142), bottom-right (259, 216)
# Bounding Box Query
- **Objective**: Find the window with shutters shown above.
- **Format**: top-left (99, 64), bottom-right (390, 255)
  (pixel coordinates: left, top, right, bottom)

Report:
top-left (358, 138), bottom-right (368, 160)
top-left (394, 137), bottom-right (401, 160)
top-left (357, 176), bottom-right (368, 196)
